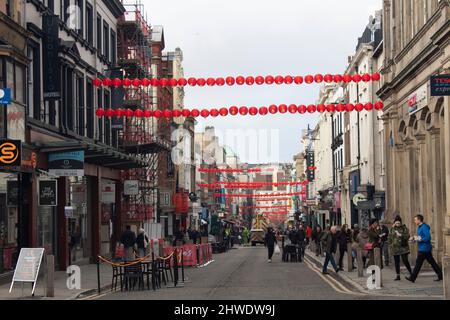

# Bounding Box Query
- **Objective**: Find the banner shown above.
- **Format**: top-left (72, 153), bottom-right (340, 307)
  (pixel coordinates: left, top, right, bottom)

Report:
top-left (42, 15), bottom-right (61, 100)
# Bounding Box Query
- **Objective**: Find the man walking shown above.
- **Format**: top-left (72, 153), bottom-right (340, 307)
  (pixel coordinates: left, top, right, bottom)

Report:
top-left (264, 227), bottom-right (277, 263)
top-left (406, 214), bottom-right (443, 283)
top-left (121, 225), bottom-right (136, 261)
top-left (321, 226), bottom-right (339, 274)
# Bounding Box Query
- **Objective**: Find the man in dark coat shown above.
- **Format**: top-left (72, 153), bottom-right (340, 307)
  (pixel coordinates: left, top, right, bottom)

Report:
top-left (296, 225), bottom-right (306, 262)
top-left (321, 226), bottom-right (339, 274)
top-left (121, 225), bottom-right (136, 261)
top-left (264, 227), bottom-right (277, 263)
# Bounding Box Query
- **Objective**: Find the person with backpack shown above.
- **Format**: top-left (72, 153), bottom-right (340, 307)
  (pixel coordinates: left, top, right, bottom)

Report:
top-left (406, 214), bottom-right (443, 283)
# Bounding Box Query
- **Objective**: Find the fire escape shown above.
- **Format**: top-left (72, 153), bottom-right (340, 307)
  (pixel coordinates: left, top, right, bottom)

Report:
top-left (117, 2), bottom-right (171, 223)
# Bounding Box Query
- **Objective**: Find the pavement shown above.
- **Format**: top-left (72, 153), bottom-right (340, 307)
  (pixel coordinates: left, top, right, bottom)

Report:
top-left (304, 245), bottom-right (444, 299)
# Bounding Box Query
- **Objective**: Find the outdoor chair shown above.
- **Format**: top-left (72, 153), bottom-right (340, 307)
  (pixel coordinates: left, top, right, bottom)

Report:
top-left (123, 263), bottom-right (145, 291)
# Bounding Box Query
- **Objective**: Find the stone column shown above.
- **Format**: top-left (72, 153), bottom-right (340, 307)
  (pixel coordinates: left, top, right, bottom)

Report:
top-left (442, 97), bottom-right (450, 300)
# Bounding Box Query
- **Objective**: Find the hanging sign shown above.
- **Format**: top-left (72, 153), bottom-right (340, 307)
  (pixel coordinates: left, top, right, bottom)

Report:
top-left (48, 150), bottom-right (84, 177)
top-left (9, 248), bottom-right (45, 295)
top-left (0, 140), bottom-right (21, 167)
top-left (430, 74), bottom-right (450, 96)
top-left (101, 182), bottom-right (116, 204)
top-left (0, 88), bottom-right (12, 105)
top-left (38, 180), bottom-right (58, 206)
top-left (124, 180), bottom-right (139, 195)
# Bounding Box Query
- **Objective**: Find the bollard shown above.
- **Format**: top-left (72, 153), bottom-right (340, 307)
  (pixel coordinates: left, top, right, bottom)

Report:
top-left (347, 243), bottom-right (353, 272)
top-left (181, 247), bottom-right (185, 282)
top-left (357, 248), bottom-right (364, 277)
top-left (374, 247), bottom-right (382, 268)
top-left (97, 256), bottom-right (101, 294)
top-left (46, 255), bottom-right (54, 297)
top-left (173, 248), bottom-right (179, 287)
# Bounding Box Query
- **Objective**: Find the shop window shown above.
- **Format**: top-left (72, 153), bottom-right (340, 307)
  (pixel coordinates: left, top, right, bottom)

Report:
top-left (86, 3), bottom-right (94, 45)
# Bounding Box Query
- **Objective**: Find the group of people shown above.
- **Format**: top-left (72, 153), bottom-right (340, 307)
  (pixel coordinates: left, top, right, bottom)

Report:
top-left (313, 214), bottom-right (442, 282)
top-left (120, 225), bottom-right (149, 261)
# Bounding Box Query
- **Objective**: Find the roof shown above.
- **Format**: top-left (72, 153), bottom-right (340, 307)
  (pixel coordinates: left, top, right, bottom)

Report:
top-left (152, 25), bottom-right (165, 43)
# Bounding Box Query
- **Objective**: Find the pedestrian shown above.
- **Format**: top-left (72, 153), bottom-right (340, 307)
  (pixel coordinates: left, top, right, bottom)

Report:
top-left (312, 226), bottom-right (323, 256)
top-left (356, 227), bottom-right (369, 268)
top-left (121, 225), bottom-right (136, 261)
top-left (296, 224), bottom-right (306, 262)
top-left (350, 224), bottom-right (360, 269)
top-left (242, 227), bottom-right (250, 245)
top-left (173, 228), bottom-right (185, 246)
top-left (264, 227), bottom-right (277, 263)
top-left (306, 224), bottom-right (313, 246)
top-left (321, 226), bottom-right (339, 274)
top-left (136, 228), bottom-right (149, 258)
top-left (367, 219), bottom-right (382, 267)
top-left (406, 214), bottom-right (443, 283)
top-left (380, 220), bottom-right (390, 266)
top-left (388, 215), bottom-right (412, 281)
top-left (192, 228), bottom-right (200, 245)
top-left (337, 224), bottom-right (352, 270)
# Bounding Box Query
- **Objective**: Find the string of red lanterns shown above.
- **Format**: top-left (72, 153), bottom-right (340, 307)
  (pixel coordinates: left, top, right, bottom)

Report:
top-left (92, 73), bottom-right (380, 88)
top-left (214, 192), bottom-right (306, 197)
top-left (241, 211), bottom-right (290, 215)
top-left (255, 198), bottom-right (291, 201)
top-left (95, 101), bottom-right (384, 118)
top-left (203, 181), bottom-right (308, 187)
top-left (238, 205), bottom-right (290, 209)
top-left (198, 168), bottom-right (262, 173)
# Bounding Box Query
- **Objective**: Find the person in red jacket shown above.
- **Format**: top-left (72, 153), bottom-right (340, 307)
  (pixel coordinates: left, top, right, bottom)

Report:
top-left (306, 225), bottom-right (313, 245)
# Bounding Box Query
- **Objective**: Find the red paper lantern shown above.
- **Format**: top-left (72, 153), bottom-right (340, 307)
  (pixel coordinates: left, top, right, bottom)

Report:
top-left (352, 74), bottom-right (362, 82)
top-left (239, 106), bottom-right (248, 116)
top-left (324, 74), bottom-right (333, 83)
top-left (372, 73), bottom-right (381, 81)
top-left (259, 106), bottom-right (268, 115)
top-left (245, 76), bottom-right (255, 85)
top-left (336, 104), bottom-right (345, 112)
top-left (255, 76), bottom-right (264, 85)
top-left (268, 105), bottom-right (278, 114)
top-left (169, 78), bottom-right (178, 86)
top-left (178, 78), bottom-right (187, 86)
top-left (153, 110), bottom-right (163, 118)
top-left (123, 78), bottom-right (132, 87)
top-left (314, 74), bottom-right (323, 83)
top-left (364, 102), bottom-right (373, 111)
top-left (288, 104), bottom-right (297, 114)
top-left (216, 77), bottom-right (225, 86)
top-left (284, 76), bottom-right (293, 84)
top-left (190, 109), bottom-right (200, 117)
top-left (125, 109), bottom-right (134, 117)
top-left (305, 75), bottom-right (314, 84)
top-left (112, 78), bottom-right (122, 87)
top-left (362, 73), bottom-right (371, 82)
top-left (182, 109), bottom-right (191, 117)
top-left (200, 109), bottom-right (210, 118)
top-left (326, 104), bottom-right (335, 113)
top-left (355, 103), bottom-right (364, 112)
top-left (93, 78), bottom-right (103, 87)
top-left (374, 101), bottom-right (384, 110)
top-left (95, 108), bottom-right (105, 117)
top-left (236, 76), bottom-right (245, 85)
top-left (219, 108), bottom-right (228, 116)
top-left (115, 108), bottom-right (124, 117)
top-left (307, 104), bottom-right (316, 113)
top-left (334, 74), bottom-right (343, 82)
top-left (173, 109), bottom-right (182, 117)
top-left (346, 103), bottom-right (355, 112)
top-left (278, 104), bottom-right (288, 113)
top-left (265, 75), bottom-right (274, 84)
top-left (141, 78), bottom-right (151, 87)
top-left (188, 78), bottom-right (197, 86)
top-left (210, 109), bottom-right (219, 117)
top-left (132, 79), bottom-right (141, 87)
top-left (134, 109), bottom-right (144, 117)
top-left (294, 76), bottom-right (303, 84)
top-left (317, 104), bottom-right (326, 113)
top-left (248, 107), bottom-right (258, 116)
top-left (298, 105), bottom-right (307, 114)
top-left (159, 78), bottom-right (168, 86)
top-left (229, 106), bottom-right (239, 115)
top-left (151, 78), bottom-right (160, 86)
top-left (275, 76), bottom-right (284, 84)
top-left (226, 76), bottom-right (235, 85)
top-left (105, 108), bottom-right (114, 117)
top-left (343, 74), bottom-right (352, 83)
top-left (102, 78), bottom-right (112, 87)
top-left (144, 110), bottom-right (153, 117)
top-left (206, 78), bottom-right (216, 86)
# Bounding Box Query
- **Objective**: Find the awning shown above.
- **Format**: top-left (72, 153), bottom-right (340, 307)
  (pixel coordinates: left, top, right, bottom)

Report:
top-left (120, 136), bottom-right (171, 154)
top-left (33, 139), bottom-right (147, 169)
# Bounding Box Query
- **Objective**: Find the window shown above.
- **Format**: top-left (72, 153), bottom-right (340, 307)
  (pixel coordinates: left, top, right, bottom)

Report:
top-left (103, 22), bottom-right (109, 60)
top-left (61, 0), bottom-right (70, 23)
top-left (47, 0), bottom-right (54, 13)
top-left (76, 75), bottom-right (85, 136)
top-left (104, 91), bottom-right (110, 145)
top-left (97, 88), bottom-right (103, 141)
top-left (110, 30), bottom-right (116, 65)
top-left (64, 68), bottom-right (74, 131)
top-left (75, 0), bottom-right (84, 36)
top-left (27, 44), bottom-right (42, 119)
top-left (97, 14), bottom-right (102, 54)
top-left (86, 79), bottom-right (94, 138)
top-left (6, 0), bottom-right (13, 18)
top-left (86, 3), bottom-right (93, 45)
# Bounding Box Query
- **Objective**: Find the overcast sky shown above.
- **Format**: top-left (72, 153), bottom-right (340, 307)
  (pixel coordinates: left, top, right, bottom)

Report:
top-left (140, 0), bottom-right (381, 164)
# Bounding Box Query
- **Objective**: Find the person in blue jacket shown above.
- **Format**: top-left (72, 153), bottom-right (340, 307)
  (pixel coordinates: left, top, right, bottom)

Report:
top-left (406, 214), bottom-right (442, 283)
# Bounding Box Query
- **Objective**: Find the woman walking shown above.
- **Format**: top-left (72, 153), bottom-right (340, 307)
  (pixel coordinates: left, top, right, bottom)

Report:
top-left (367, 219), bottom-right (382, 266)
top-left (388, 215), bottom-right (412, 280)
top-left (264, 227), bottom-right (277, 263)
top-left (356, 227), bottom-right (370, 268)
top-left (136, 228), bottom-right (149, 258)
top-left (337, 224), bottom-right (352, 270)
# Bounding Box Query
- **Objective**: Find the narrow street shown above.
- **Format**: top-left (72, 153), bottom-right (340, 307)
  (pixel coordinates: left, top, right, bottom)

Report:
top-left (93, 246), bottom-right (408, 300)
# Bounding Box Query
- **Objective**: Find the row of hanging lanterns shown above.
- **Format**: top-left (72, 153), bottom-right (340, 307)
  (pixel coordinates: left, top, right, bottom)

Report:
top-left (95, 102), bottom-right (383, 118)
top-left (92, 73), bottom-right (381, 88)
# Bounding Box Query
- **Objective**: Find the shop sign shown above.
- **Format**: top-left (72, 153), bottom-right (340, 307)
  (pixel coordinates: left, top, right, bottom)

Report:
top-left (42, 15), bottom-right (61, 100)
top-left (21, 151), bottom-right (37, 169)
top-left (430, 74), bottom-right (450, 96)
top-left (38, 180), bottom-right (57, 206)
top-left (408, 83), bottom-right (428, 114)
top-left (124, 180), bottom-right (139, 195)
top-left (6, 180), bottom-right (19, 207)
top-left (0, 140), bottom-right (21, 167)
top-left (101, 182), bottom-right (116, 204)
top-left (48, 150), bottom-right (84, 177)
top-left (352, 193), bottom-right (367, 206)
top-left (0, 88), bottom-right (12, 105)
top-left (9, 248), bottom-right (45, 295)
